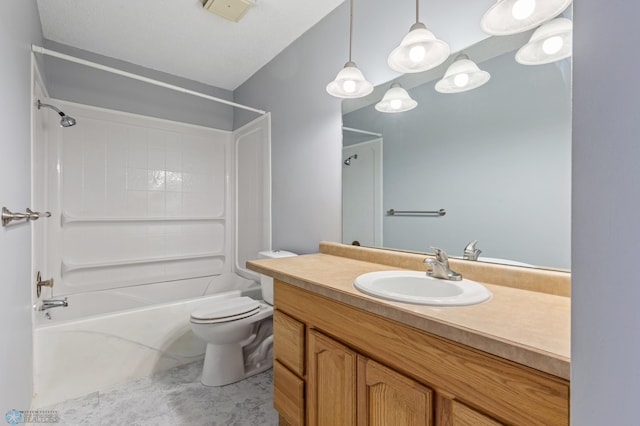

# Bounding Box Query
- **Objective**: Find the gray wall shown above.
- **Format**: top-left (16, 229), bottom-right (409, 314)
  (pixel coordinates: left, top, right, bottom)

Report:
top-left (0, 0), bottom-right (43, 409)
top-left (343, 51), bottom-right (571, 268)
top-left (41, 40), bottom-right (237, 131)
top-left (572, 2), bottom-right (640, 424)
top-left (234, 5), bottom-right (347, 254)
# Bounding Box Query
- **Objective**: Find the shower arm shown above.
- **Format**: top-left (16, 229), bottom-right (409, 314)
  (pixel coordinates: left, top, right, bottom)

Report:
top-left (37, 100), bottom-right (65, 117)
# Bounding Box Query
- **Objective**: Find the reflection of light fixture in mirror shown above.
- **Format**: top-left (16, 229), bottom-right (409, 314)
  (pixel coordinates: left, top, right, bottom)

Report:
top-left (435, 54), bottom-right (491, 94)
top-left (515, 18), bottom-right (572, 65)
top-left (480, 0), bottom-right (573, 35)
top-left (375, 83), bottom-right (418, 113)
top-left (326, 0), bottom-right (373, 98)
top-left (387, 0), bottom-right (450, 73)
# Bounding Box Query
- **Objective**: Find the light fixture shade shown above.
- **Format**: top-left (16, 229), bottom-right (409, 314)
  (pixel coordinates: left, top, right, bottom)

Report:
top-left (388, 23), bottom-right (450, 73)
top-left (515, 18), bottom-right (572, 65)
top-left (480, 0), bottom-right (573, 36)
top-left (375, 83), bottom-right (418, 113)
top-left (326, 61), bottom-right (374, 99)
top-left (435, 55), bottom-right (491, 94)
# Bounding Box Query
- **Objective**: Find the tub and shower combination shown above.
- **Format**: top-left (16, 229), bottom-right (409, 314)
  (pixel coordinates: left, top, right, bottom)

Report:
top-left (31, 98), bottom-right (272, 408)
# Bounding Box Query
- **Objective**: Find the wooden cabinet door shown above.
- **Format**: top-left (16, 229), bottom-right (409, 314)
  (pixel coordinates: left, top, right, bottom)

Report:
top-left (358, 356), bottom-right (433, 426)
top-left (307, 330), bottom-right (357, 426)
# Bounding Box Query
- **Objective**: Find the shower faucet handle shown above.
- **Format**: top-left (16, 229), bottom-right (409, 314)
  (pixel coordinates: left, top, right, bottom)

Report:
top-left (26, 208), bottom-right (52, 221)
top-left (2, 207), bottom-right (51, 226)
top-left (35, 271), bottom-right (54, 298)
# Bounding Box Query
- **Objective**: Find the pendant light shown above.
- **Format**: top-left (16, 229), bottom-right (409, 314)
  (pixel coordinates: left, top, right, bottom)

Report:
top-left (480, 0), bottom-right (573, 36)
top-left (435, 54), bottom-right (491, 94)
top-left (387, 0), bottom-right (450, 74)
top-left (375, 83), bottom-right (418, 113)
top-left (326, 0), bottom-right (373, 99)
top-left (515, 17), bottom-right (572, 65)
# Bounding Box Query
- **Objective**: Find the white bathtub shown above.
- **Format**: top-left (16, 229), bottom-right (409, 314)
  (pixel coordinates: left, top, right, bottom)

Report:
top-left (32, 273), bottom-right (261, 408)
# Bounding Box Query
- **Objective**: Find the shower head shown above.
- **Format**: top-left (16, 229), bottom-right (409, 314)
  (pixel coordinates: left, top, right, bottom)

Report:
top-left (344, 154), bottom-right (358, 166)
top-left (37, 100), bottom-right (77, 127)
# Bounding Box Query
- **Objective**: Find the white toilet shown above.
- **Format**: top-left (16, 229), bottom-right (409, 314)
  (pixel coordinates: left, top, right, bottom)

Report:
top-left (189, 249), bottom-right (297, 386)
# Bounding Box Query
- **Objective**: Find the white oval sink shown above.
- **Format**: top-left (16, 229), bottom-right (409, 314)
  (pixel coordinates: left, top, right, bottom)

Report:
top-left (353, 270), bottom-right (492, 306)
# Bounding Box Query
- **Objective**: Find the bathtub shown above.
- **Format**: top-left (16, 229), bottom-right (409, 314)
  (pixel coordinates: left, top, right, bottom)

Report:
top-left (32, 273), bottom-right (261, 408)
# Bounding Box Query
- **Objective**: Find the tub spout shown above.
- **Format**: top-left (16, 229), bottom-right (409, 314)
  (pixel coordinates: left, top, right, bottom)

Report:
top-left (38, 297), bottom-right (68, 311)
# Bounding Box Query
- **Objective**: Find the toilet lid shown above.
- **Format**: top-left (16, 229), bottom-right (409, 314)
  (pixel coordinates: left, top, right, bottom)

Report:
top-left (190, 297), bottom-right (261, 323)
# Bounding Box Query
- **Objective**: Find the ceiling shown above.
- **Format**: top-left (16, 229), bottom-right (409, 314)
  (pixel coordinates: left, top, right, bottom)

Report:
top-left (36, 0), bottom-right (344, 91)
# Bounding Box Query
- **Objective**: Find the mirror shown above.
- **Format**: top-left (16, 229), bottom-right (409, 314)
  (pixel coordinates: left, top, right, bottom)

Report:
top-left (342, 33), bottom-right (571, 270)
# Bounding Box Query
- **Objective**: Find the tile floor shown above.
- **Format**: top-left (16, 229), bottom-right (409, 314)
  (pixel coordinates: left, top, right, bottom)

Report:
top-left (42, 361), bottom-right (279, 426)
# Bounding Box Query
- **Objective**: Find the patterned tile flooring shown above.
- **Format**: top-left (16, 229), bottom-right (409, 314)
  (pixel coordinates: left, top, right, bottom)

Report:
top-left (41, 361), bottom-right (279, 426)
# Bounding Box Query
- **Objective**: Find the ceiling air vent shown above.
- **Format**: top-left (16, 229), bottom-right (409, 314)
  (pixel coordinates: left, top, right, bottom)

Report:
top-left (202, 0), bottom-right (256, 22)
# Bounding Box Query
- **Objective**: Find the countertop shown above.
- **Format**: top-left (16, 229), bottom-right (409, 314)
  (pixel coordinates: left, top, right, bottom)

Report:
top-left (247, 252), bottom-right (570, 380)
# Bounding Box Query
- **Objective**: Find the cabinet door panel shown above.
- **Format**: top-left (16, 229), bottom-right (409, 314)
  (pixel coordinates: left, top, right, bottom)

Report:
top-left (308, 330), bottom-right (357, 426)
top-left (358, 356), bottom-right (433, 426)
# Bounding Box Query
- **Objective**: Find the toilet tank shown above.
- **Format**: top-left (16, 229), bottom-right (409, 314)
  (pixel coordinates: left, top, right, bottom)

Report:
top-left (258, 250), bottom-right (297, 304)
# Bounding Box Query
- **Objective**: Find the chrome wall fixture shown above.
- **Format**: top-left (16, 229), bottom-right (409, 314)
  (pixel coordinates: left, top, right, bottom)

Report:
top-left (2, 207), bottom-right (51, 226)
top-left (387, 208), bottom-right (446, 216)
top-left (37, 99), bottom-right (77, 127)
top-left (35, 271), bottom-right (54, 298)
top-left (344, 154), bottom-right (358, 165)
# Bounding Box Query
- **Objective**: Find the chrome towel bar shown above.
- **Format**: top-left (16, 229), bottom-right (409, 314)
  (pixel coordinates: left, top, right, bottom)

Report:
top-left (387, 209), bottom-right (446, 216)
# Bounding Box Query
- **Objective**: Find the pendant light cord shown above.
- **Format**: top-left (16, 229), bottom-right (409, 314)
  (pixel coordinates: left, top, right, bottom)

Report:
top-left (348, 0), bottom-right (354, 62)
top-left (415, 0), bottom-right (420, 24)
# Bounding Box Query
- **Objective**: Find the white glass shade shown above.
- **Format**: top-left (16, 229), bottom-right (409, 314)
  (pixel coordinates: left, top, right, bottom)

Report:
top-left (388, 23), bottom-right (450, 73)
top-left (375, 83), bottom-right (417, 113)
top-left (515, 18), bottom-right (572, 65)
top-left (480, 0), bottom-right (573, 35)
top-left (326, 62), bottom-right (374, 99)
top-left (435, 56), bottom-right (491, 94)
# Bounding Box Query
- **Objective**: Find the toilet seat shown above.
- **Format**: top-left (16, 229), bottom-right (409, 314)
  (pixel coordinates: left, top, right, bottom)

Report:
top-left (190, 297), bottom-right (261, 324)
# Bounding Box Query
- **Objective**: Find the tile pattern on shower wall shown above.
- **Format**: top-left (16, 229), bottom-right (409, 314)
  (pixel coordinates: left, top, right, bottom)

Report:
top-left (51, 108), bottom-right (233, 294)
top-left (62, 118), bottom-right (226, 217)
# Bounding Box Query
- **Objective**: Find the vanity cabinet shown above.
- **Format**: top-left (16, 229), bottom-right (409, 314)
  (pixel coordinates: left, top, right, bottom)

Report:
top-left (272, 280), bottom-right (569, 426)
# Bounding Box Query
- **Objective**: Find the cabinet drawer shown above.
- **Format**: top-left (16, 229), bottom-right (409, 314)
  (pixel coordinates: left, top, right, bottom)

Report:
top-left (274, 360), bottom-right (305, 426)
top-left (450, 400), bottom-right (504, 426)
top-left (274, 309), bottom-right (305, 376)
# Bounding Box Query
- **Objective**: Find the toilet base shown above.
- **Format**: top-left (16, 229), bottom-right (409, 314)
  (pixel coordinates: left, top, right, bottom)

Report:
top-left (200, 342), bottom-right (273, 386)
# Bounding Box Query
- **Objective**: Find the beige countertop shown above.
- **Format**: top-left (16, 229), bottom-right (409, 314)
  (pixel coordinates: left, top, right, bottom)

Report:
top-left (247, 251), bottom-right (570, 380)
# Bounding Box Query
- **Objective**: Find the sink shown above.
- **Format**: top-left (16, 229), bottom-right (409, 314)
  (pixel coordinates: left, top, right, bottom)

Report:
top-left (353, 270), bottom-right (492, 306)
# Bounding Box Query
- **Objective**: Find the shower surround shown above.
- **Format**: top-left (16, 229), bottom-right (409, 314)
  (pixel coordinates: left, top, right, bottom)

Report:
top-left (31, 100), bottom-right (271, 407)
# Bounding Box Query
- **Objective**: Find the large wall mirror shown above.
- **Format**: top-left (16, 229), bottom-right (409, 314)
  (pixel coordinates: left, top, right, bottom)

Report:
top-left (342, 30), bottom-right (571, 270)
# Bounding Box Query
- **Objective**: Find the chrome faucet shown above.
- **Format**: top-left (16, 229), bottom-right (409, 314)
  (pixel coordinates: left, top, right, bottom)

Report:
top-left (424, 247), bottom-right (462, 281)
top-left (38, 297), bottom-right (68, 311)
top-left (463, 240), bottom-right (482, 261)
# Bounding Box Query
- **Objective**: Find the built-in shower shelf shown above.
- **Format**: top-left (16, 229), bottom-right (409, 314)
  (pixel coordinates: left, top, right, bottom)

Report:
top-left (61, 212), bottom-right (224, 226)
top-left (61, 252), bottom-right (225, 275)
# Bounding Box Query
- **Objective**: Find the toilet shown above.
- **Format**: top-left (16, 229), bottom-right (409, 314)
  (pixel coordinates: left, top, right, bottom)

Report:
top-left (189, 249), bottom-right (297, 386)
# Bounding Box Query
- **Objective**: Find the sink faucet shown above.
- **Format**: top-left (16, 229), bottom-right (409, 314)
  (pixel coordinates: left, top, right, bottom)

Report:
top-left (424, 247), bottom-right (462, 281)
top-left (38, 297), bottom-right (68, 311)
top-left (463, 240), bottom-right (482, 261)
